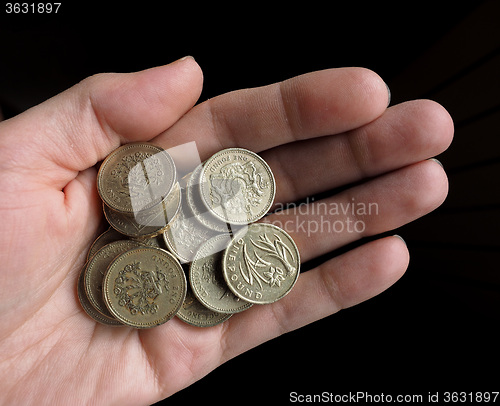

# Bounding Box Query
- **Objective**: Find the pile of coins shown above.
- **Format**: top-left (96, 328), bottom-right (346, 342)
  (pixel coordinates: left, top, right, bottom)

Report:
top-left (78, 142), bottom-right (300, 328)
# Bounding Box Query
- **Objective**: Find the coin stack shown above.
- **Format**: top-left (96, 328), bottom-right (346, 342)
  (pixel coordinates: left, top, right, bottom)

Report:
top-left (78, 142), bottom-right (300, 328)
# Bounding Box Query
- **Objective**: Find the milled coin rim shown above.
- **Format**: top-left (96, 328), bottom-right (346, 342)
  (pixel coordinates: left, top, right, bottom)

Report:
top-left (102, 246), bottom-right (187, 328)
top-left (221, 223), bottom-right (300, 305)
top-left (199, 148), bottom-right (276, 225)
top-left (97, 142), bottom-right (177, 214)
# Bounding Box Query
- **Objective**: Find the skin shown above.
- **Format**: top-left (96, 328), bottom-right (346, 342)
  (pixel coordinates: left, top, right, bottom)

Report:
top-left (0, 57), bottom-right (453, 405)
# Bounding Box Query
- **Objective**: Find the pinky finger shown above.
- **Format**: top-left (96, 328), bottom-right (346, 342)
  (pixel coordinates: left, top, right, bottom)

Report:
top-left (220, 235), bottom-right (409, 363)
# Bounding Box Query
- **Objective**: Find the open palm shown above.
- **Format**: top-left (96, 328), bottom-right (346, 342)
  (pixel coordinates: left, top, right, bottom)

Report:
top-left (0, 57), bottom-right (453, 405)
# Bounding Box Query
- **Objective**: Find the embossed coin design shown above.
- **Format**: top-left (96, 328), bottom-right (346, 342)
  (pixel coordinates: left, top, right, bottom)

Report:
top-left (190, 234), bottom-right (253, 314)
top-left (97, 142), bottom-right (177, 214)
top-left (222, 223), bottom-right (300, 304)
top-left (84, 240), bottom-right (143, 318)
top-left (103, 247), bottom-right (187, 328)
top-left (199, 148), bottom-right (276, 225)
top-left (176, 286), bottom-right (232, 328)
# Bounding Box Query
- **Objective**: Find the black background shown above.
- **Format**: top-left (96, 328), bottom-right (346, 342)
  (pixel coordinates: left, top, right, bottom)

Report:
top-left (1, 1), bottom-right (499, 403)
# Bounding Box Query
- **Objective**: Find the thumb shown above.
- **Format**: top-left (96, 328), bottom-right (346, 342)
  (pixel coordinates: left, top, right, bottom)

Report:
top-left (0, 56), bottom-right (203, 189)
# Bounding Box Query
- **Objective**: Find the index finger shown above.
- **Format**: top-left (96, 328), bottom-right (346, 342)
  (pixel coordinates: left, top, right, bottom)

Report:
top-left (154, 67), bottom-right (390, 160)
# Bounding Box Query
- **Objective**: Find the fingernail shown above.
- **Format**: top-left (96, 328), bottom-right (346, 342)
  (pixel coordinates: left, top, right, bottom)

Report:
top-left (178, 55), bottom-right (195, 62)
top-left (385, 82), bottom-right (391, 107)
top-left (393, 234), bottom-right (406, 246)
top-left (427, 157), bottom-right (444, 168)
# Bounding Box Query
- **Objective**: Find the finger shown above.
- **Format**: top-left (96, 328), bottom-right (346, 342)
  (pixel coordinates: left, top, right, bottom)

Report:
top-left (0, 57), bottom-right (203, 189)
top-left (220, 235), bottom-right (409, 363)
top-left (262, 159), bottom-right (448, 262)
top-left (264, 99), bottom-right (454, 205)
top-left (153, 67), bottom-right (390, 159)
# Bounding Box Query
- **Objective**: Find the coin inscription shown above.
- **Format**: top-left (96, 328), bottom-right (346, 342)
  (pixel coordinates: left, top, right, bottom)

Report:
top-left (200, 149), bottom-right (275, 225)
top-left (103, 247), bottom-right (186, 328)
top-left (222, 223), bottom-right (300, 304)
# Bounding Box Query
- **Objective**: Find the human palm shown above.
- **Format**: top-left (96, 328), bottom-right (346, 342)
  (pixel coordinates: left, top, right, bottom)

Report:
top-left (0, 57), bottom-right (453, 405)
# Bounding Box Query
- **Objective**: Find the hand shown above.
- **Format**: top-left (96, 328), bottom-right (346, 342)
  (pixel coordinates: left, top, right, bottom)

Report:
top-left (0, 57), bottom-right (453, 404)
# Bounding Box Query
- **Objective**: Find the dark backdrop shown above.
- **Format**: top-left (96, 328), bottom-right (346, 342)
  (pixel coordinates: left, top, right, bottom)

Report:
top-left (1, 1), bottom-right (498, 403)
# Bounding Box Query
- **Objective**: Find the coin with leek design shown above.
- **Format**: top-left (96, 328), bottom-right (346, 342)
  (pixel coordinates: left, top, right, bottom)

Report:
top-left (103, 247), bottom-right (186, 328)
top-left (199, 148), bottom-right (275, 225)
top-left (97, 142), bottom-right (177, 214)
top-left (222, 223), bottom-right (300, 304)
top-left (190, 234), bottom-right (252, 313)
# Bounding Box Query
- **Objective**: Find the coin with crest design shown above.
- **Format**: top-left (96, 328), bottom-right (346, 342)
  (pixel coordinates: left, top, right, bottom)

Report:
top-left (103, 247), bottom-right (187, 328)
top-left (199, 148), bottom-right (275, 225)
top-left (222, 223), bottom-right (300, 304)
top-left (97, 142), bottom-right (176, 214)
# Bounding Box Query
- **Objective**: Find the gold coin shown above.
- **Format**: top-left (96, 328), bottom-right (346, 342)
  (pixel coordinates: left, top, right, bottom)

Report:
top-left (77, 267), bottom-right (123, 326)
top-left (222, 223), bottom-right (300, 304)
top-left (103, 247), bottom-right (187, 328)
top-left (190, 234), bottom-right (252, 314)
top-left (97, 142), bottom-right (177, 214)
top-left (199, 148), bottom-right (276, 225)
top-left (83, 240), bottom-right (144, 318)
top-left (176, 286), bottom-right (232, 328)
top-left (86, 227), bottom-right (124, 262)
top-left (103, 182), bottom-right (181, 238)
